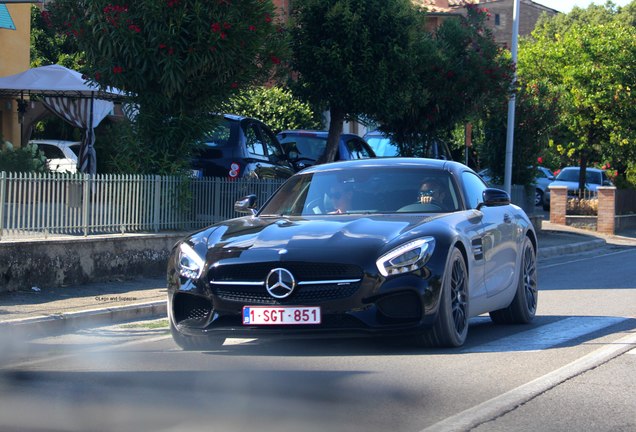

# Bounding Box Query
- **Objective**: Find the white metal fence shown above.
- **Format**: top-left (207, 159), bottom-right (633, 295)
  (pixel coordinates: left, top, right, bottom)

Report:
top-left (0, 171), bottom-right (284, 240)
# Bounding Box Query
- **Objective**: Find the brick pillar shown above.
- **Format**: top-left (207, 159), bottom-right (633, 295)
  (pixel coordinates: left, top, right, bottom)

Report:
top-left (549, 186), bottom-right (567, 225)
top-left (597, 187), bottom-right (616, 235)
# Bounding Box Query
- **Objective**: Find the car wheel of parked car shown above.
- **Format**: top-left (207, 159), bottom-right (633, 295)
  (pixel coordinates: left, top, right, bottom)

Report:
top-left (535, 189), bottom-right (544, 206)
top-left (170, 321), bottom-right (225, 351)
top-left (542, 202), bottom-right (550, 211)
top-left (420, 247), bottom-right (469, 347)
top-left (489, 236), bottom-right (537, 325)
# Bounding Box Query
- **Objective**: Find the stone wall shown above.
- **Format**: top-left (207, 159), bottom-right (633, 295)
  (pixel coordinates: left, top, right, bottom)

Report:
top-left (0, 232), bottom-right (187, 293)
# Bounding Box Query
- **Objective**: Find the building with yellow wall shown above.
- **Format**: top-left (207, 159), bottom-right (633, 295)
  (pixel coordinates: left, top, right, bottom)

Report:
top-left (0, 3), bottom-right (31, 148)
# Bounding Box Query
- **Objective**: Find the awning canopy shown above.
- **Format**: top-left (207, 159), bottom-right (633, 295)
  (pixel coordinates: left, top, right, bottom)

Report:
top-left (0, 65), bottom-right (129, 174)
top-left (0, 64), bottom-right (126, 100)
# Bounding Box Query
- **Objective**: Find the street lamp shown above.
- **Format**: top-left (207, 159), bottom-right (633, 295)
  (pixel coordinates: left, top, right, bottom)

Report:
top-left (504, 0), bottom-right (520, 194)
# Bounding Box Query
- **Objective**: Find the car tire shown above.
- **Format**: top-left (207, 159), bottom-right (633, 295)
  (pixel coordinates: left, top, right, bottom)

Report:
top-left (420, 247), bottom-right (469, 348)
top-left (535, 189), bottom-right (544, 206)
top-left (542, 202), bottom-right (550, 211)
top-left (170, 320), bottom-right (225, 351)
top-left (489, 236), bottom-right (538, 325)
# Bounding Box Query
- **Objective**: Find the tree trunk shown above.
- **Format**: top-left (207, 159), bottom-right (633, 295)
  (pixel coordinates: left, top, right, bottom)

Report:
top-left (578, 153), bottom-right (588, 192)
top-left (578, 129), bottom-right (593, 192)
top-left (319, 107), bottom-right (345, 164)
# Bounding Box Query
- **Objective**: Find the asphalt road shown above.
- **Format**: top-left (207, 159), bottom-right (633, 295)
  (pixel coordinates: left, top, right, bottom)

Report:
top-left (1, 245), bottom-right (634, 432)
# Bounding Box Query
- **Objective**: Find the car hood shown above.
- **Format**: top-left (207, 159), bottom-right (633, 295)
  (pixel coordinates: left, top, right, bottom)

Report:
top-left (197, 214), bottom-right (442, 265)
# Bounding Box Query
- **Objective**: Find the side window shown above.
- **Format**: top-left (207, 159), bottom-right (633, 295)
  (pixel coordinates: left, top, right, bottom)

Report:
top-left (244, 123), bottom-right (266, 157)
top-left (346, 138), bottom-right (372, 159)
top-left (39, 144), bottom-right (65, 159)
top-left (260, 126), bottom-right (285, 161)
top-left (462, 171), bottom-right (488, 209)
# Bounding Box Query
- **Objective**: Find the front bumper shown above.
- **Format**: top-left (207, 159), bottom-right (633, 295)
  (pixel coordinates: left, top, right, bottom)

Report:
top-left (167, 266), bottom-right (443, 340)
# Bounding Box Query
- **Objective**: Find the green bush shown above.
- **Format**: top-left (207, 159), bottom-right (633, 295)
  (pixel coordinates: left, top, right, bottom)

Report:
top-left (223, 86), bottom-right (322, 133)
top-left (614, 162), bottom-right (636, 189)
top-left (0, 140), bottom-right (47, 173)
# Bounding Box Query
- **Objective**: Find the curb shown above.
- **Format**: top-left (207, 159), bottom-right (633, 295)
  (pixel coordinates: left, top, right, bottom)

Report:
top-left (537, 239), bottom-right (606, 259)
top-left (0, 301), bottom-right (167, 339)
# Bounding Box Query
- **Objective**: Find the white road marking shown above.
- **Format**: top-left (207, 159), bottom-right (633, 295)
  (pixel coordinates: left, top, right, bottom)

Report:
top-left (465, 316), bottom-right (627, 353)
top-left (540, 248), bottom-right (635, 270)
top-left (422, 331), bottom-right (636, 432)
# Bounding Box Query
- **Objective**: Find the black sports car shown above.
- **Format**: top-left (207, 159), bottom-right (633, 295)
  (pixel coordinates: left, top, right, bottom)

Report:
top-left (167, 158), bottom-right (538, 349)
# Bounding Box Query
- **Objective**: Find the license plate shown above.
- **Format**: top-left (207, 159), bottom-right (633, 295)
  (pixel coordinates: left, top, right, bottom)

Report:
top-left (242, 306), bottom-right (321, 325)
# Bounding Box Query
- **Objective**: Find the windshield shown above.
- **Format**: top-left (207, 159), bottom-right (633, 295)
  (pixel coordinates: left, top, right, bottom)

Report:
top-left (260, 167), bottom-right (460, 216)
top-left (202, 118), bottom-right (234, 148)
top-left (556, 169), bottom-right (602, 184)
top-left (365, 136), bottom-right (400, 157)
top-left (278, 135), bottom-right (326, 161)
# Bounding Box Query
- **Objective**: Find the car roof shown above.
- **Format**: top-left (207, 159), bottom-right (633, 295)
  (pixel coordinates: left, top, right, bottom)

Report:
top-left (222, 113), bottom-right (252, 122)
top-left (298, 157), bottom-right (462, 174)
top-left (560, 166), bottom-right (604, 173)
top-left (277, 130), bottom-right (361, 140)
top-left (29, 139), bottom-right (81, 147)
top-left (363, 130), bottom-right (385, 137)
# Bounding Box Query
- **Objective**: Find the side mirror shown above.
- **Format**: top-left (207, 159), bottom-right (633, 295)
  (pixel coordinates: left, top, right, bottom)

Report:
top-left (234, 194), bottom-right (258, 215)
top-left (477, 188), bottom-right (510, 210)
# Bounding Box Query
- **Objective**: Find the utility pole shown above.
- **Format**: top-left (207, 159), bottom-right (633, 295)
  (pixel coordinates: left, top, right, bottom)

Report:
top-left (504, 0), bottom-right (520, 194)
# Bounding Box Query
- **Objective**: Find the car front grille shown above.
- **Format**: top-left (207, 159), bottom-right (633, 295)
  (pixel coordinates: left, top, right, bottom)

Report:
top-left (210, 262), bottom-right (363, 282)
top-left (215, 282), bottom-right (360, 305)
top-left (209, 261), bottom-right (364, 304)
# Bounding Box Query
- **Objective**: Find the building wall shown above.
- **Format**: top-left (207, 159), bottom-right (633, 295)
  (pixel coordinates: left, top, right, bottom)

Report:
top-left (0, 4), bottom-right (31, 148)
top-left (479, 0), bottom-right (558, 47)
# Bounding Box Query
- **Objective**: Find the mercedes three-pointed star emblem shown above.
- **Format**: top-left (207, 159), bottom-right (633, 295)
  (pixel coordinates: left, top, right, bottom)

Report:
top-left (265, 268), bottom-right (296, 299)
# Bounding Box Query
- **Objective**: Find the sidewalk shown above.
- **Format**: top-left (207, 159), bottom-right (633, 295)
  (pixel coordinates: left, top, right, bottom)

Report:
top-left (1, 222), bottom-right (635, 337)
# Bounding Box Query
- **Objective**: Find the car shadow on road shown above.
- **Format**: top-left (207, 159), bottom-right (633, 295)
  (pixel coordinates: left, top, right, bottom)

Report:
top-left (193, 315), bottom-right (636, 357)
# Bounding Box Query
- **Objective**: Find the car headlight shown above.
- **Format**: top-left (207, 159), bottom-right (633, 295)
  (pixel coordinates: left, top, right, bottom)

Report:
top-left (376, 237), bottom-right (435, 277)
top-left (178, 243), bottom-right (205, 280)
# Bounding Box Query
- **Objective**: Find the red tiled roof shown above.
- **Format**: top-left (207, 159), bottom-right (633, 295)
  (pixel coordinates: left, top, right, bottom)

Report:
top-left (414, 0), bottom-right (478, 13)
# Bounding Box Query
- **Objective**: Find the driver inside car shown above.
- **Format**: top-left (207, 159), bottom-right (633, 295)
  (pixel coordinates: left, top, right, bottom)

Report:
top-left (328, 182), bottom-right (354, 214)
top-left (416, 178), bottom-right (451, 210)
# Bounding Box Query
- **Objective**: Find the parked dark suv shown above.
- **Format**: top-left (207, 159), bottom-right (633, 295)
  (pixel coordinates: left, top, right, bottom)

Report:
top-left (191, 114), bottom-right (295, 179)
top-left (276, 130), bottom-right (375, 172)
top-left (363, 130), bottom-right (452, 160)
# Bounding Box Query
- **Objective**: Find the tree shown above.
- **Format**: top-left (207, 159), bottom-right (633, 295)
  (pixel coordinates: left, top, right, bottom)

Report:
top-left (289, 0), bottom-right (420, 163)
top-left (222, 86), bottom-right (321, 134)
top-left (46, 0), bottom-right (288, 175)
top-left (475, 81), bottom-right (560, 186)
top-left (375, 5), bottom-right (514, 158)
top-left (519, 5), bottom-right (636, 189)
top-left (30, 5), bottom-right (84, 69)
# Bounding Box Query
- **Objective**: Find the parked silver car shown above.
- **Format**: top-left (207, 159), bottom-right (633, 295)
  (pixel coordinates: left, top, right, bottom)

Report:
top-left (542, 167), bottom-right (612, 211)
top-left (478, 166), bottom-right (554, 206)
